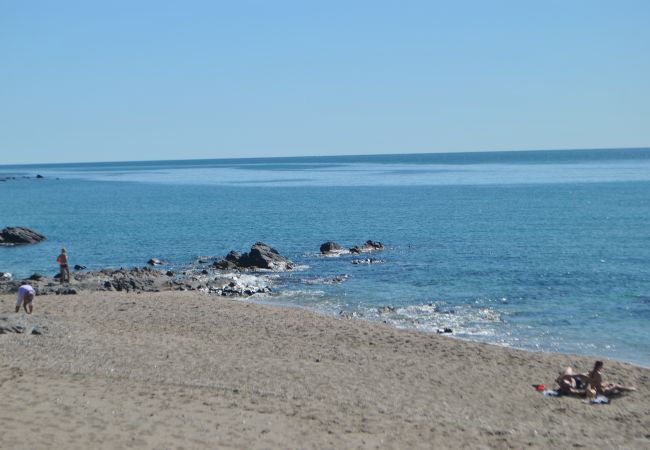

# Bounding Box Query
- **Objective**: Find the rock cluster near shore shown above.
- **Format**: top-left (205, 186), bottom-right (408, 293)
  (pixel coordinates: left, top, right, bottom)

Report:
top-left (0, 227), bottom-right (47, 245)
top-left (1, 239), bottom-right (385, 300)
top-left (0, 266), bottom-right (273, 298)
top-left (0, 241), bottom-right (298, 298)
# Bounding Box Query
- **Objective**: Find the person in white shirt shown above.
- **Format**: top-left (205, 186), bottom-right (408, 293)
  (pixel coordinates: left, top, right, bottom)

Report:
top-left (15, 283), bottom-right (36, 314)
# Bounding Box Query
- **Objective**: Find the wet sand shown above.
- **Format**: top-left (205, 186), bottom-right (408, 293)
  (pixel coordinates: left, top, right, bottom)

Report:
top-left (1, 291), bottom-right (648, 449)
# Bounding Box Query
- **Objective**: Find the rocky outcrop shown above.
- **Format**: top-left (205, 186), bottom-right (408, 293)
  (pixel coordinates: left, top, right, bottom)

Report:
top-left (213, 242), bottom-right (294, 271)
top-left (320, 240), bottom-right (385, 256)
top-left (0, 227), bottom-right (47, 245)
top-left (0, 272), bottom-right (11, 281)
top-left (349, 240), bottom-right (384, 254)
top-left (320, 241), bottom-right (345, 255)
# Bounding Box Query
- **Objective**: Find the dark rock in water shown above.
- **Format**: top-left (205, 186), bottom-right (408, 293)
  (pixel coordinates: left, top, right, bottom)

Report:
top-left (165, 270), bottom-right (175, 277)
top-left (331, 274), bottom-right (349, 283)
top-left (147, 258), bottom-right (167, 266)
top-left (320, 241), bottom-right (345, 255)
top-left (28, 273), bottom-right (46, 281)
top-left (437, 328), bottom-right (453, 334)
top-left (349, 240), bottom-right (384, 254)
top-left (302, 274), bottom-right (350, 285)
top-left (201, 269), bottom-right (209, 275)
top-left (238, 242), bottom-right (294, 270)
top-left (0, 227), bottom-right (47, 245)
top-left (377, 306), bottom-right (396, 314)
top-left (73, 264), bottom-right (87, 271)
top-left (214, 242), bottom-right (294, 271)
top-left (351, 258), bottom-right (384, 265)
top-left (0, 272), bottom-right (12, 281)
top-left (36, 174), bottom-right (44, 179)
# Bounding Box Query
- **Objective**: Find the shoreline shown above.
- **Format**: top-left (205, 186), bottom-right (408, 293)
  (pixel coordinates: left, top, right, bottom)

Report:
top-left (3, 270), bottom-right (648, 369)
top-left (2, 290), bottom-right (648, 449)
top-left (253, 295), bottom-right (650, 371)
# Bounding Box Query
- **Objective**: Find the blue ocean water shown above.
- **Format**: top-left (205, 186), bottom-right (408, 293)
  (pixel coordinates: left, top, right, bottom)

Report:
top-left (2, 148), bottom-right (650, 366)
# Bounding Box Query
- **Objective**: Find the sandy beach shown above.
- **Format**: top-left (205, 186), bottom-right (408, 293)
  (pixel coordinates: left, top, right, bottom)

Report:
top-left (1, 290), bottom-right (648, 449)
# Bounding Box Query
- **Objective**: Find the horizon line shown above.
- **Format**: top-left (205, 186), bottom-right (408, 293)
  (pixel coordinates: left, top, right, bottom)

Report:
top-left (2, 145), bottom-right (650, 168)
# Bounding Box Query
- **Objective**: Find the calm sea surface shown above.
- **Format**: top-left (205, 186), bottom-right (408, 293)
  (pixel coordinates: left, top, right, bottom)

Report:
top-left (2, 149), bottom-right (650, 366)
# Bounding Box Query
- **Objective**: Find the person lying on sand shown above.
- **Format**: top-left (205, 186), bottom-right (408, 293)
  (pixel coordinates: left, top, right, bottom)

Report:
top-left (15, 283), bottom-right (35, 314)
top-left (555, 367), bottom-right (589, 396)
top-left (587, 361), bottom-right (637, 396)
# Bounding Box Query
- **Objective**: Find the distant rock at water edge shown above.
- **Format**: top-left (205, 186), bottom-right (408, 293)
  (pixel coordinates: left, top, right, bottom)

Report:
top-left (213, 242), bottom-right (294, 271)
top-left (320, 241), bottom-right (345, 255)
top-left (0, 227), bottom-right (47, 245)
top-left (319, 240), bottom-right (385, 255)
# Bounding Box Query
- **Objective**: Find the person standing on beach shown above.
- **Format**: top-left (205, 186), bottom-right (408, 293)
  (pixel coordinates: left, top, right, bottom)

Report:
top-left (15, 283), bottom-right (35, 314)
top-left (57, 248), bottom-right (70, 283)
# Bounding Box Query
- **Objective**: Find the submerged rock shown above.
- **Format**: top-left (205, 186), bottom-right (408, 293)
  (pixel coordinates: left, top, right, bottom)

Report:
top-left (303, 274), bottom-right (350, 285)
top-left (351, 258), bottom-right (385, 265)
top-left (0, 227), bottom-right (47, 245)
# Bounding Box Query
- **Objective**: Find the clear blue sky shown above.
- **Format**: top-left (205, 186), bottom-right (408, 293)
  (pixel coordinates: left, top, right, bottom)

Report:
top-left (1, 0), bottom-right (649, 164)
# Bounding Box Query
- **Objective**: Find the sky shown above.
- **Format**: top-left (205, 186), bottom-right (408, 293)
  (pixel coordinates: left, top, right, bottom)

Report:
top-left (1, 0), bottom-right (649, 164)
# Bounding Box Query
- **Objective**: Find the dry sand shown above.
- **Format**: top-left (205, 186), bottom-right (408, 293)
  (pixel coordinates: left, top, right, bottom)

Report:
top-left (1, 290), bottom-right (648, 449)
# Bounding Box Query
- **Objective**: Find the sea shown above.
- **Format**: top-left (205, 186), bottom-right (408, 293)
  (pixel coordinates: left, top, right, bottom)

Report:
top-left (2, 148), bottom-right (650, 367)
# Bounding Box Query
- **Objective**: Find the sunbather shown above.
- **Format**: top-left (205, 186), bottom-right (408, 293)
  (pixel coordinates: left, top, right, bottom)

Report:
top-left (555, 367), bottom-right (589, 395)
top-left (587, 361), bottom-right (636, 396)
